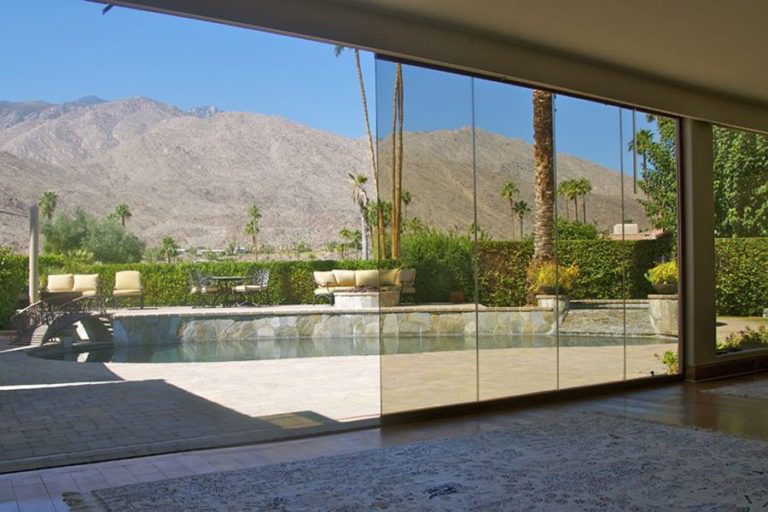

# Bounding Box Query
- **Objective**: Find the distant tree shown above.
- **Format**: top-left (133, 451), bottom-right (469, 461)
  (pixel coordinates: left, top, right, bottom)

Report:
top-left (339, 228), bottom-right (353, 259)
top-left (500, 180), bottom-right (519, 238)
top-left (114, 203), bottom-right (133, 228)
top-left (38, 191), bottom-right (58, 222)
top-left (83, 218), bottom-right (144, 263)
top-left (60, 249), bottom-right (93, 273)
top-left (511, 200), bottom-right (531, 239)
top-left (555, 216), bottom-right (600, 240)
top-left (351, 229), bottom-right (362, 259)
top-left (158, 236), bottom-right (179, 263)
top-left (367, 200), bottom-right (392, 255)
top-left (557, 180), bottom-right (576, 220)
top-left (401, 190), bottom-right (412, 223)
top-left (348, 173), bottom-right (370, 259)
top-left (41, 209), bottom-right (93, 254)
top-left (575, 178), bottom-right (592, 223)
top-left (244, 204), bottom-right (262, 255)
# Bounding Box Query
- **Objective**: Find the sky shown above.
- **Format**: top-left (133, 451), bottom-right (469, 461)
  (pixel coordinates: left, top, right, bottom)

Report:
top-left (2, 0), bottom-right (661, 172)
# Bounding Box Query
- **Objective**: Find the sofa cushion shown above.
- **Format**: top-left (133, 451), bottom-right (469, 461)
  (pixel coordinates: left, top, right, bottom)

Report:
top-left (72, 274), bottom-right (99, 293)
top-left (332, 270), bottom-right (356, 287)
top-left (313, 271), bottom-right (337, 287)
top-left (355, 270), bottom-right (380, 287)
top-left (378, 269), bottom-right (400, 287)
top-left (47, 274), bottom-right (74, 292)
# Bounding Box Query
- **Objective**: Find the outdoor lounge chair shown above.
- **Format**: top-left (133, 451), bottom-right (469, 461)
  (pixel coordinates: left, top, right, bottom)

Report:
top-left (233, 268), bottom-right (270, 305)
top-left (112, 270), bottom-right (144, 308)
top-left (46, 273), bottom-right (100, 297)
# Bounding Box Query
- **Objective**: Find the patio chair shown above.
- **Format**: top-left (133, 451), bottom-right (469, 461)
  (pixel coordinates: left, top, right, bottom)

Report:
top-left (233, 268), bottom-right (271, 305)
top-left (112, 270), bottom-right (144, 309)
top-left (188, 270), bottom-right (220, 307)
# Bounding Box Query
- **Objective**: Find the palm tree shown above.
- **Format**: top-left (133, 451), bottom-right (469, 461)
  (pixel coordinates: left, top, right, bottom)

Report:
top-left (575, 178), bottom-right (593, 223)
top-left (348, 173), bottom-right (371, 260)
top-left (500, 180), bottom-right (519, 238)
top-left (335, 45), bottom-right (384, 259)
top-left (512, 200), bottom-right (531, 240)
top-left (532, 90), bottom-right (555, 263)
top-left (38, 191), bottom-right (58, 222)
top-left (391, 62), bottom-right (405, 259)
top-left (351, 230), bottom-right (362, 259)
top-left (114, 203), bottom-right (132, 228)
top-left (158, 236), bottom-right (179, 264)
top-left (244, 204), bottom-right (262, 255)
top-left (401, 190), bottom-right (412, 223)
top-left (557, 180), bottom-right (575, 220)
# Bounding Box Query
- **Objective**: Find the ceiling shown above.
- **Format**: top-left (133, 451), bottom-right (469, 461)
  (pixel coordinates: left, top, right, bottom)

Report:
top-left (340, 0), bottom-right (767, 107)
top-left (90, 0), bottom-right (768, 130)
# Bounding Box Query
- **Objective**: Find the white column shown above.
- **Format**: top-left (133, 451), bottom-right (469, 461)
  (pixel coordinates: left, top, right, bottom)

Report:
top-left (680, 118), bottom-right (716, 373)
top-left (29, 204), bottom-right (40, 304)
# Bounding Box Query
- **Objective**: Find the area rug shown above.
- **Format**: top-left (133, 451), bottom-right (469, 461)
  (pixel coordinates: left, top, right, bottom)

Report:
top-left (705, 378), bottom-right (768, 400)
top-left (64, 413), bottom-right (768, 511)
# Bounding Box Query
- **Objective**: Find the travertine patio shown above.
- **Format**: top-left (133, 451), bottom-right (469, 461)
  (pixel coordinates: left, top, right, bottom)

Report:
top-left (0, 331), bottom-right (675, 472)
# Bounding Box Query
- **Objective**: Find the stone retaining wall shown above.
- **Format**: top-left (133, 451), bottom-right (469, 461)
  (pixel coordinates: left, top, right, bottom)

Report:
top-left (113, 307), bottom-right (556, 345)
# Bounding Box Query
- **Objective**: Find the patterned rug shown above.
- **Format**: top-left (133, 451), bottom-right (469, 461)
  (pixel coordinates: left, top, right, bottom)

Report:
top-left (706, 378), bottom-right (768, 400)
top-left (64, 413), bottom-right (768, 511)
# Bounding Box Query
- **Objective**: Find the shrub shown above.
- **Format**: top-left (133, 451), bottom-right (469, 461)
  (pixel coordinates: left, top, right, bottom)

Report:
top-left (555, 217), bottom-right (601, 240)
top-left (527, 260), bottom-right (579, 293)
top-left (0, 248), bottom-right (26, 329)
top-left (715, 238), bottom-right (768, 316)
top-left (646, 261), bottom-right (678, 285)
top-left (399, 230), bottom-right (474, 303)
top-left (477, 240), bottom-right (532, 307)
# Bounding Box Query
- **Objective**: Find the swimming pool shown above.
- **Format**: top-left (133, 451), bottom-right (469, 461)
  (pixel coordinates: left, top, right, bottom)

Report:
top-left (32, 334), bottom-right (675, 364)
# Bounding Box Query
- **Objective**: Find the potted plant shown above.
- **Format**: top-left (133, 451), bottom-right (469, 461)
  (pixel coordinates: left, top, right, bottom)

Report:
top-left (646, 261), bottom-right (677, 294)
top-left (529, 261), bottom-right (579, 295)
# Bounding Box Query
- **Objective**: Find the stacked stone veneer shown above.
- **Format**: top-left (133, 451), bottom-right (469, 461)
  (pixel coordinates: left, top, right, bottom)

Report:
top-left (112, 307), bottom-right (556, 345)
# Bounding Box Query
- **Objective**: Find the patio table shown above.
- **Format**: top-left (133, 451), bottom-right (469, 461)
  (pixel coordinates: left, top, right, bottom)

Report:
top-left (209, 276), bottom-right (245, 306)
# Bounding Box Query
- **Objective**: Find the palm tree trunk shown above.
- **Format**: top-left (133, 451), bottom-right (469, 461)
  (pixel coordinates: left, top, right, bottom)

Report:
top-left (573, 197), bottom-right (578, 222)
top-left (582, 196), bottom-right (587, 223)
top-left (393, 64), bottom-right (404, 259)
top-left (352, 49), bottom-right (384, 260)
top-left (519, 215), bottom-right (524, 239)
top-left (360, 208), bottom-right (370, 260)
top-left (533, 90), bottom-right (555, 263)
top-left (390, 65), bottom-right (400, 260)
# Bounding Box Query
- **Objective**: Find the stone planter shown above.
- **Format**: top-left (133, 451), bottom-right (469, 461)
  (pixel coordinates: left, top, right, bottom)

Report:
top-left (648, 294), bottom-right (678, 336)
top-left (652, 283), bottom-right (677, 295)
top-left (536, 294), bottom-right (569, 328)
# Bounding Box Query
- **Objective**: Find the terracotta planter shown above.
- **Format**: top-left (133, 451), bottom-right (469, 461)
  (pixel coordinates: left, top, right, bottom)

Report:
top-left (652, 283), bottom-right (677, 294)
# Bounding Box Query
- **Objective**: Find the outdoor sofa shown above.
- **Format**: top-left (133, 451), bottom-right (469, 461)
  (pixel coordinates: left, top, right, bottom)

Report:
top-left (46, 273), bottom-right (100, 297)
top-left (312, 268), bottom-right (416, 304)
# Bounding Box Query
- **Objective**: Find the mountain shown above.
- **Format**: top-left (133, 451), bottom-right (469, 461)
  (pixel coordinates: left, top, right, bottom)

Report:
top-left (0, 97), bottom-right (648, 253)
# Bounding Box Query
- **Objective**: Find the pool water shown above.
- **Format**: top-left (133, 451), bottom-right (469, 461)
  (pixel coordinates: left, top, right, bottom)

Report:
top-left (32, 335), bottom-right (675, 364)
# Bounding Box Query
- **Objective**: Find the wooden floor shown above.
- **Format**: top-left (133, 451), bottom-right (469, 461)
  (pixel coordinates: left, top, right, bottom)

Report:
top-left (2, 372), bottom-right (768, 511)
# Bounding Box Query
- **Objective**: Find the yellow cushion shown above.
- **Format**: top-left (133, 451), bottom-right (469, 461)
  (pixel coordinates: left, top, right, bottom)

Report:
top-left (114, 271), bottom-right (142, 291)
top-left (47, 274), bottom-right (74, 292)
top-left (378, 269), bottom-right (399, 286)
top-left (332, 270), bottom-right (356, 286)
top-left (401, 286), bottom-right (416, 294)
top-left (398, 268), bottom-right (416, 286)
top-left (72, 274), bottom-right (99, 293)
top-left (355, 270), bottom-right (380, 287)
top-left (234, 285), bottom-right (264, 293)
top-left (313, 271), bottom-right (336, 287)
top-left (80, 289), bottom-right (97, 297)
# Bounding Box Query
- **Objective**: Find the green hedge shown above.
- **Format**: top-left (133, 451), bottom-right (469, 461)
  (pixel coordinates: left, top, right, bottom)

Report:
top-left (0, 249), bottom-right (26, 330)
top-left (715, 238), bottom-right (768, 316)
top-left (477, 240), bottom-right (533, 306)
top-left (400, 231), bottom-right (474, 303)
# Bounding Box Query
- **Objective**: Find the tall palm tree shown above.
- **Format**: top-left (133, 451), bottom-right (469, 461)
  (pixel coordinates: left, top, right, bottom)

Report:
top-left (391, 63), bottom-right (405, 259)
top-left (628, 126), bottom-right (654, 194)
top-left (351, 230), bottom-right (362, 259)
top-left (500, 180), bottom-right (519, 239)
top-left (244, 204), bottom-right (262, 255)
top-left (158, 236), bottom-right (179, 264)
top-left (114, 203), bottom-right (132, 227)
top-left (532, 90), bottom-right (555, 263)
top-left (348, 173), bottom-right (371, 260)
top-left (575, 178), bottom-right (593, 223)
top-left (335, 45), bottom-right (384, 258)
top-left (38, 191), bottom-right (58, 221)
top-left (512, 200), bottom-right (531, 240)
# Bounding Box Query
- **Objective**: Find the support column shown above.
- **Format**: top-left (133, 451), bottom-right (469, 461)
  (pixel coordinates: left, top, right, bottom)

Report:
top-left (680, 119), bottom-right (716, 376)
top-left (29, 204), bottom-right (39, 304)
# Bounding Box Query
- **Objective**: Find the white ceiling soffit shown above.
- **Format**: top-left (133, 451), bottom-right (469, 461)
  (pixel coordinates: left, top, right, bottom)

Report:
top-left (89, 0), bottom-right (768, 133)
